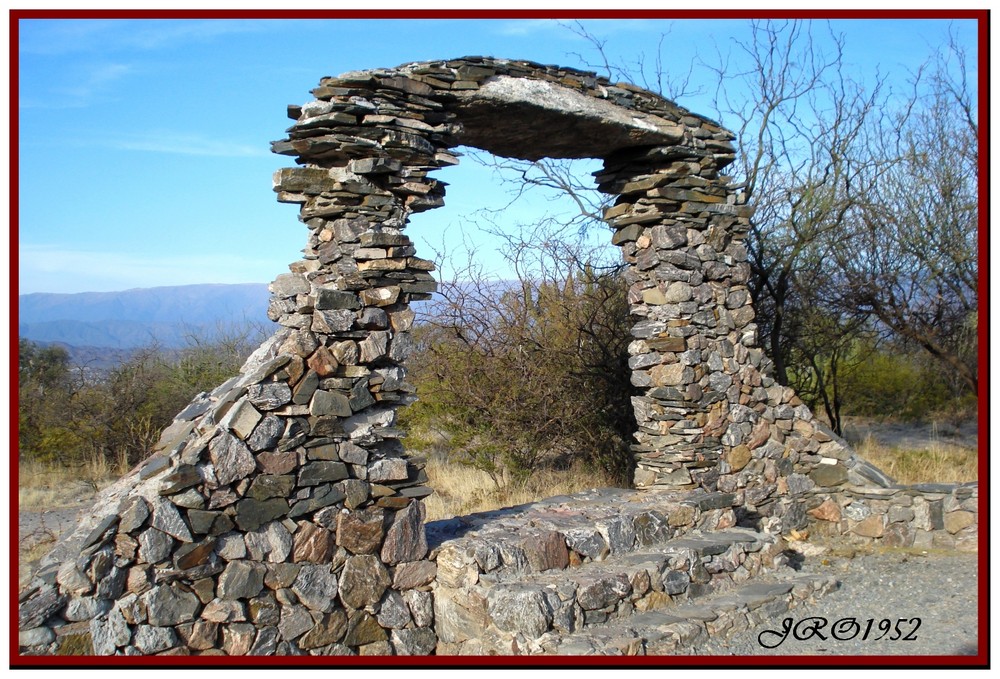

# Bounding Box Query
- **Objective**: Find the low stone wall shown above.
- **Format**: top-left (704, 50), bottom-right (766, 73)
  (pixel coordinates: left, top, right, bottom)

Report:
top-left (803, 483), bottom-right (978, 551)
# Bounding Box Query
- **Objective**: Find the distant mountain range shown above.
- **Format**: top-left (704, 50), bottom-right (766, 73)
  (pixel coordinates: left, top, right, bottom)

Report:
top-left (18, 282), bottom-right (442, 365)
top-left (18, 283), bottom-right (272, 353)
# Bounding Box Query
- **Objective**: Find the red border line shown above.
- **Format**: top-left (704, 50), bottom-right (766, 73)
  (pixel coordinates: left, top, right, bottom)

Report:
top-left (7, 9), bottom-right (991, 20)
top-left (10, 8), bottom-right (989, 670)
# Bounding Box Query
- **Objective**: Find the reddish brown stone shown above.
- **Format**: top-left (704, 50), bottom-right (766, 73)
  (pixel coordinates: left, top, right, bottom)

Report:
top-left (807, 499), bottom-right (842, 522)
top-left (257, 450), bottom-right (299, 475)
top-left (883, 522), bottom-right (914, 548)
top-left (178, 621), bottom-right (218, 651)
top-left (308, 346), bottom-right (340, 377)
top-left (380, 501), bottom-right (427, 565)
top-left (392, 560), bottom-right (437, 590)
top-left (745, 420), bottom-right (771, 450)
top-left (221, 623), bottom-right (255, 655)
top-left (284, 356), bottom-right (306, 386)
top-left (115, 534), bottom-right (138, 562)
top-left (520, 531), bottom-right (569, 572)
top-left (851, 515), bottom-right (884, 538)
top-left (337, 507), bottom-right (387, 555)
top-left (293, 523), bottom-right (336, 563)
top-left (376, 496), bottom-right (411, 510)
top-left (175, 539), bottom-right (216, 570)
top-left (127, 566), bottom-right (152, 595)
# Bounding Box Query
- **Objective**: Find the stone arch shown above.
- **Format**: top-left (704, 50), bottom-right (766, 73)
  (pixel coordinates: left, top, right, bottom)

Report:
top-left (269, 56), bottom-right (821, 497)
top-left (19, 57), bottom-right (891, 657)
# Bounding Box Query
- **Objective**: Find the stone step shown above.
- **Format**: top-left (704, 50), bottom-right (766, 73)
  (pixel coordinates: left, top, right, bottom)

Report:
top-left (539, 573), bottom-right (839, 655)
top-left (433, 525), bottom-right (790, 655)
top-left (429, 487), bottom-right (741, 587)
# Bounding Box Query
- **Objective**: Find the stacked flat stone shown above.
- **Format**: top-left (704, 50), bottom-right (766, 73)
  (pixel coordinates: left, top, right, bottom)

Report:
top-left (805, 482), bottom-right (978, 551)
top-left (17, 324), bottom-right (438, 656)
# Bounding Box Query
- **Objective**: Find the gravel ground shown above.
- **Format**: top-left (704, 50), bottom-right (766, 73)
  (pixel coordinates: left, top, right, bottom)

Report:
top-left (688, 548), bottom-right (981, 657)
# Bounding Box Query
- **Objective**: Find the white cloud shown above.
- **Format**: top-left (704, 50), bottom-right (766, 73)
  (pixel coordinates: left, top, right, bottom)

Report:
top-left (18, 19), bottom-right (276, 57)
top-left (20, 61), bottom-right (135, 109)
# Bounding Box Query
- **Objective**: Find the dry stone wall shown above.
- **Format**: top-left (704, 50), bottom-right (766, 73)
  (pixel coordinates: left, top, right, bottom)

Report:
top-left (18, 57), bottom-right (976, 658)
top-left (803, 483), bottom-right (978, 550)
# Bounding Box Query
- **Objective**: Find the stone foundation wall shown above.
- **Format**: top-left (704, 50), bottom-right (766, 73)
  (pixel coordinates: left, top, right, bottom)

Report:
top-left (803, 483), bottom-right (978, 551)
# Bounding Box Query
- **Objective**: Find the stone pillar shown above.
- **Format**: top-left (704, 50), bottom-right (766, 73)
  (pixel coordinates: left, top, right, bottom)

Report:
top-left (595, 140), bottom-right (757, 495)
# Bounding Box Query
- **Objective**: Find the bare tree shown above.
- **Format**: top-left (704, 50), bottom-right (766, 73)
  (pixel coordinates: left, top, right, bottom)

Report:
top-left (834, 33), bottom-right (979, 394)
top-left (405, 223), bottom-right (635, 486)
top-left (701, 20), bottom-right (890, 394)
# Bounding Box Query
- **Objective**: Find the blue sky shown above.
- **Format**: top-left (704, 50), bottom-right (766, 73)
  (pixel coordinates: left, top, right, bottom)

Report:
top-left (16, 15), bottom-right (980, 294)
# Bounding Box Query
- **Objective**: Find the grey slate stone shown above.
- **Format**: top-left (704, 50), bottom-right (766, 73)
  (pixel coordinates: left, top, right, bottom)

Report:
top-left (486, 585), bottom-right (551, 637)
top-left (247, 382), bottom-right (293, 410)
top-left (292, 564), bottom-right (340, 612)
top-left (149, 496), bottom-right (193, 543)
top-left (132, 625), bottom-right (177, 654)
top-left (391, 628), bottom-right (437, 655)
top-left (235, 498), bottom-right (290, 532)
top-left (118, 496), bottom-right (150, 534)
top-left (298, 461), bottom-right (349, 486)
top-left (209, 432), bottom-right (256, 487)
top-left (403, 589), bottom-right (434, 628)
top-left (244, 521), bottom-right (293, 563)
top-left (217, 561), bottom-right (266, 600)
top-left (279, 605), bottom-right (314, 641)
top-left (144, 584), bottom-right (201, 626)
top-left (248, 626), bottom-right (281, 655)
top-left (339, 555), bottom-right (390, 609)
top-left (247, 415), bottom-right (284, 451)
top-left (90, 606), bottom-right (131, 654)
top-left (138, 528), bottom-right (174, 564)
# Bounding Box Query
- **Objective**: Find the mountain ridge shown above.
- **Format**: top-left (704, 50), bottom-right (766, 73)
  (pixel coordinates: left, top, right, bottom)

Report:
top-left (18, 283), bottom-right (272, 350)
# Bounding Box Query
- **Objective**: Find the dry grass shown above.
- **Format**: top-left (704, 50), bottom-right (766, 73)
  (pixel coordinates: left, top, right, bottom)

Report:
top-left (422, 456), bottom-right (621, 522)
top-left (18, 456), bottom-right (125, 590)
top-left (18, 456), bottom-right (123, 511)
top-left (854, 434), bottom-right (979, 485)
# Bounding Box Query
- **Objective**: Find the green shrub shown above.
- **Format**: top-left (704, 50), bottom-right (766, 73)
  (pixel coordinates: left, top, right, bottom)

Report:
top-left (17, 324), bottom-right (265, 470)
top-left (402, 260), bottom-right (635, 488)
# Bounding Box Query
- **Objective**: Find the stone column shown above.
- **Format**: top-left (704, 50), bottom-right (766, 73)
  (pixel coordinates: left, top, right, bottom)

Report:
top-left (595, 141), bottom-right (757, 496)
